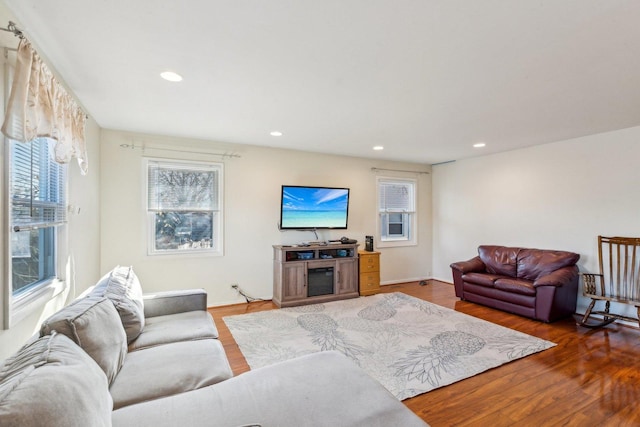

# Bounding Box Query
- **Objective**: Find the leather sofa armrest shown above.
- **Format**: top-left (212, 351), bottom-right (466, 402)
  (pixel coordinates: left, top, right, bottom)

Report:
top-left (450, 256), bottom-right (485, 274)
top-left (450, 256), bottom-right (485, 298)
top-left (143, 289), bottom-right (208, 318)
top-left (533, 266), bottom-right (578, 288)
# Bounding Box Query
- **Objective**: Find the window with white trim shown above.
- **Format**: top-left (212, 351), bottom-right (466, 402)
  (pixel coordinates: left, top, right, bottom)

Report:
top-left (8, 136), bottom-right (66, 305)
top-left (376, 177), bottom-right (417, 247)
top-left (145, 159), bottom-right (223, 256)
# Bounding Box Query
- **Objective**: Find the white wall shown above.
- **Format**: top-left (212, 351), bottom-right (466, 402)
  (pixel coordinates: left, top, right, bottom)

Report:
top-left (432, 126), bottom-right (640, 316)
top-left (0, 118), bottom-right (101, 360)
top-left (100, 130), bottom-right (431, 306)
top-left (66, 120), bottom-right (102, 297)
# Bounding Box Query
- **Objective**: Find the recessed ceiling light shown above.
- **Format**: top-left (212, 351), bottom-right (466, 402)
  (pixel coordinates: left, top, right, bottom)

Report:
top-left (473, 142), bottom-right (486, 148)
top-left (160, 71), bottom-right (183, 82)
top-left (270, 131), bottom-right (283, 137)
top-left (373, 146), bottom-right (384, 151)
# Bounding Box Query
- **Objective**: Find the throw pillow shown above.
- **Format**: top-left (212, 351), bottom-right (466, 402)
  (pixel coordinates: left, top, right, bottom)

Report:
top-left (0, 332), bottom-right (112, 427)
top-left (93, 265), bottom-right (145, 343)
top-left (40, 296), bottom-right (127, 384)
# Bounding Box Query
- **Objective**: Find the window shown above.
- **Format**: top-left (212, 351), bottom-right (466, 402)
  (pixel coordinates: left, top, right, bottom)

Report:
top-left (377, 177), bottom-right (417, 247)
top-left (146, 159), bottom-right (223, 256)
top-left (9, 137), bottom-right (66, 298)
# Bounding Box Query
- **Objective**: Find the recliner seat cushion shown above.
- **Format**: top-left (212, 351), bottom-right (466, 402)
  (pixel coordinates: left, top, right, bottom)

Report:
top-left (40, 296), bottom-right (127, 384)
top-left (93, 266), bottom-right (145, 343)
top-left (478, 246), bottom-right (520, 277)
top-left (110, 338), bottom-right (232, 410)
top-left (517, 249), bottom-right (580, 281)
top-left (128, 311), bottom-right (219, 351)
top-left (0, 332), bottom-right (112, 427)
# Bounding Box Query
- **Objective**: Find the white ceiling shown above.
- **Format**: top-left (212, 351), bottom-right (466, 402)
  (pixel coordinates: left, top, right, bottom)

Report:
top-left (3, 0), bottom-right (640, 165)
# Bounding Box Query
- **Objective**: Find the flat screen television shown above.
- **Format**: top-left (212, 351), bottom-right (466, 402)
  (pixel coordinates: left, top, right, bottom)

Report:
top-left (279, 185), bottom-right (350, 230)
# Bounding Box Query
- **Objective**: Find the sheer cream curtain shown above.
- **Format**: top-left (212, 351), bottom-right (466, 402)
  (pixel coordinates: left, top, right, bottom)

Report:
top-left (1, 38), bottom-right (88, 174)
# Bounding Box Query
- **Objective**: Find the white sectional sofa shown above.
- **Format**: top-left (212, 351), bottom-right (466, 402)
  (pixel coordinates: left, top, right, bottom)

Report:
top-left (0, 266), bottom-right (428, 427)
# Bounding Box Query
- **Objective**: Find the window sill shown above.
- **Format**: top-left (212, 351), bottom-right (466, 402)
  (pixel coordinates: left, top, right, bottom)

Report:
top-left (146, 249), bottom-right (224, 258)
top-left (377, 239), bottom-right (417, 249)
top-left (8, 279), bottom-right (66, 329)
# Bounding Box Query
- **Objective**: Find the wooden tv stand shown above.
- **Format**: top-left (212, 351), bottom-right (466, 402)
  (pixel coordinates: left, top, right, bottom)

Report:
top-left (273, 243), bottom-right (360, 307)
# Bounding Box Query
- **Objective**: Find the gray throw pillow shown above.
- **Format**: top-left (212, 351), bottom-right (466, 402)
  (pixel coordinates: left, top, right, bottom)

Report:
top-left (93, 265), bottom-right (145, 343)
top-left (0, 332), bottom-right (112, 427)
top-left (40, 296), bottom-right (127, 384)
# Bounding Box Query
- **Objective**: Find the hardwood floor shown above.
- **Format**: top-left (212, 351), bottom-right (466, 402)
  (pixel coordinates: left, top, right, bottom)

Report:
top-left (209, 281), bottom-right (640, 426)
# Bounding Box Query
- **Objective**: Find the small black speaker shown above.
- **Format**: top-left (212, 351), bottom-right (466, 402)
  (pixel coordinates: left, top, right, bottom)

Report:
top-left (365, 235), bottom-right (374, 252)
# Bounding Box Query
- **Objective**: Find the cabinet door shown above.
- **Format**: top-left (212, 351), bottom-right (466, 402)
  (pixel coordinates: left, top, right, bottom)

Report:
top-left (282, 263), bottom-right (307, 301)
top-left (336, 259), bottom-right (358, 294)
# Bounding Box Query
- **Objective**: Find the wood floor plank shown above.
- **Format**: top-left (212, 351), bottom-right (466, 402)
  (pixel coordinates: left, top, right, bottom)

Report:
top-left (209, 281), bottom-right (640, 426)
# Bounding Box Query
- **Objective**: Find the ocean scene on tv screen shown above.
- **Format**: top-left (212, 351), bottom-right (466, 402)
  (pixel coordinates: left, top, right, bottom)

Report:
top-left (281, 186), bottom-right (349, 228)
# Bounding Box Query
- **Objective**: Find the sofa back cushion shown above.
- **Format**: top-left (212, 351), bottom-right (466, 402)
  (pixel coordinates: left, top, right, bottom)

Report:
top-left (92, 266), bottom-right (145, 343)
top-left (40, 296), bottom-right (127, 384)
top-left (517, 248), bottom-right (580, 281)
top-left (478, 245), bottom-right (520, 277)
top-left (0, 332), bottom-right (112, 427)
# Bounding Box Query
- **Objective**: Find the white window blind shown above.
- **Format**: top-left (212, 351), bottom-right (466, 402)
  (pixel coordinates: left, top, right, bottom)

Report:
top-left (147, 161), bottom-right (219, 212)
top-left (378, 181), bottom-right (414, 213)
top-left (11, 137), bottom-right (67, 231)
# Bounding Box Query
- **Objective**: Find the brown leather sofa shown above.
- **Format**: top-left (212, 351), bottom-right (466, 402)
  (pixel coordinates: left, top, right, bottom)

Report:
top-left (450, 245), bottom-right (580, 322)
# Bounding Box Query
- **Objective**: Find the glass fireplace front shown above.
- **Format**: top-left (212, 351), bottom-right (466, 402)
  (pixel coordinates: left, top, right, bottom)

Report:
top-left (307, 266), bottom-right (334, 297)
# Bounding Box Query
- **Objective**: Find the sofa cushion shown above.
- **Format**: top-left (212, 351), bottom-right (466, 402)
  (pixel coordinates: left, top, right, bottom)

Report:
top-left (494, 278), bottom-right (536, 296)
top-left (0, 332), bottom-right (112, 427)
top-left (478, 245), bottom-right (520, 277)
top-left (461, 272), bottom-right (502, 287)
top-left (110, 338), bottom-right (232, 409)
top-left (40, 296), bottom-right (127, 384)
top-left (128, 311), bottom-right (219, 351)
top-left (517, 248), bottom-right (580, 281)
top-left (93, 266), bottom-right (145, 343)
top-left (111, 351), bottom-right (428, 427)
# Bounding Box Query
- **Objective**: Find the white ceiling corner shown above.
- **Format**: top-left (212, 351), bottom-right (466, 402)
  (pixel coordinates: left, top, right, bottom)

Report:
top-left (3, 0), bottom-right (640, 165)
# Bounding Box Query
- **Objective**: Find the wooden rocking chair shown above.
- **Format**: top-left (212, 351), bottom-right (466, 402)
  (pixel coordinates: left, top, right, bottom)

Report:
top-left (578, 236), bottom-right (640, 328)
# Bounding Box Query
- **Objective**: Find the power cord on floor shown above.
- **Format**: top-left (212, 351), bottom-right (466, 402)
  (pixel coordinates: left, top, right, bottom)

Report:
top-left (231, 284), bottom-right (265, 303)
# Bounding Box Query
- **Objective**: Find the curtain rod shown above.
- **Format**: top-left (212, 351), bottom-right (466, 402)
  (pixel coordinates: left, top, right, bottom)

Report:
top-left (0, 21), bottom-right (24, 39)
top-left (120, 143), bottom-right (241, 159)
top-left (371, 167), bottom-right (429, 175)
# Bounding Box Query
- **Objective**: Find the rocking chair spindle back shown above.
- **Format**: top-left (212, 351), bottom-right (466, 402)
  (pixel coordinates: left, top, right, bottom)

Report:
top-left (578, 236), bottom-right (640, 328)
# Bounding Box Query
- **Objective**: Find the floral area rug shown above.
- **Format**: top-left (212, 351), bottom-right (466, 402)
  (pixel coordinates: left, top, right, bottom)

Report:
top-left (223, 292), bottom-right (555, 400)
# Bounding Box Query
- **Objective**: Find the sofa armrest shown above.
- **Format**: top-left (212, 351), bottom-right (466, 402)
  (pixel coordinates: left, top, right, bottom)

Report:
top-left (533, 266), bottom-right (579, 288)
top-left (450, 256), bottom-right (485, 298)
top-left (450, 256), bottom-right (485, 274)
top-left (143, 289), bottom-right (208, 318)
